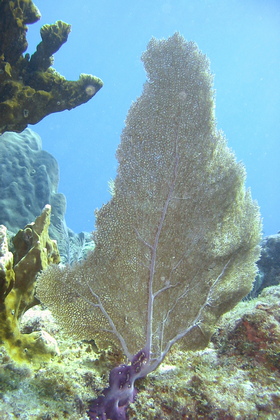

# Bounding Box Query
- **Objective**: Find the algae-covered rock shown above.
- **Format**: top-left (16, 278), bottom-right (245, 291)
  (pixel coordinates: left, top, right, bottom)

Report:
top-left (128, 286), bottom-right (280, 419)
top-left (0, 285), bottom-right (279, 418)
top-left (0, 0), bottom-right (103, 134)
top-left (0, 205), bottom-right (60, 363)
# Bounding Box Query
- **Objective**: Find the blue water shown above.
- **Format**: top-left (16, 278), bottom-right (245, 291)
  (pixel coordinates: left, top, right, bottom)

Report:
top-left (27, 0), bottom-right (280, 236)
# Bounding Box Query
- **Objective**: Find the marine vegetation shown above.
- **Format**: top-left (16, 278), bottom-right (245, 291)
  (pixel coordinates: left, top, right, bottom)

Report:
top-left (36, 33), bottom-right (262, 419)
top-left (0, 0), bottom-right (103, 134)
top-left (0, 205), bottom-right (60, 363)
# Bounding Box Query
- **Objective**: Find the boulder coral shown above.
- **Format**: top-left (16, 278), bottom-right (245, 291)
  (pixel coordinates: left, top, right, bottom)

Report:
top-left (0, 128), bottom-right (95, 263)
top-left (0, 129), bottom-right (65, 235)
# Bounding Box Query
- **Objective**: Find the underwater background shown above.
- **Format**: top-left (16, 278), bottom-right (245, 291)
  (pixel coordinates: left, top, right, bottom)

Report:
top-left (25, 0), bottom-right (280, 236)
top-left (1, 2), bottom-right (280, 419)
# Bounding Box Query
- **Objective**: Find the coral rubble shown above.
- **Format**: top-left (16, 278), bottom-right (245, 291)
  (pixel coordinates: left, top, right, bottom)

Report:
top-left (0, 0), bottom-right (103, 134)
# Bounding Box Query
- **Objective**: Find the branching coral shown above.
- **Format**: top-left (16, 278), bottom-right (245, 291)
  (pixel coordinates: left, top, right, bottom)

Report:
top-left (0, 0), bottom-right (103, 134)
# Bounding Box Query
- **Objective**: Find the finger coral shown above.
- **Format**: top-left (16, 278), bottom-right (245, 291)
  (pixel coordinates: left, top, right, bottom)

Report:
top-left (37, 33), bottom-right (262, 419)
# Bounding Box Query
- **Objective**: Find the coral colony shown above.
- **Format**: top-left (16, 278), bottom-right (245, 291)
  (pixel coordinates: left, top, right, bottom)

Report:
top-left (0, 1), bottom-right (267, 419)
top-left (0, 0), bottom-right (103, 134)
top-left (37, 34), bottom-right (261, 420)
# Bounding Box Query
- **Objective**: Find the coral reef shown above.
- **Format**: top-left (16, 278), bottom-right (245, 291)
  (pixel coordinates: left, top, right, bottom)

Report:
top-left (0, 128), bottom-right (94, 261)
top-left (213, 287), bottom-right (280, 373)
top-left (0, 129), bottom-right (64, 235)
top-left (0, 205), bottom-right (60, 363)
top-left (130, 289), bottom-right (280, 419)
top-left (0, 0), bottom-right (103, 134)
top-left (0, 285), bottom-right (279, 419)
top-left (36, 33), bottom-right (261, 419)
top-left (250, 233), bottom-right (280, 297)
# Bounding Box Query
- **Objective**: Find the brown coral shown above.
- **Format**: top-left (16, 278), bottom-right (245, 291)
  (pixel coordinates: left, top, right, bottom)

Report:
top-left (0, 0), bottom-right (103, 134)
top-left (0, 204), bottom-right (60, 362)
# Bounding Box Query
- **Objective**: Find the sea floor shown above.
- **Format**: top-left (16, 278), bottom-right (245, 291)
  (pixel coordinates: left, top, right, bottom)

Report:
top-left (0, 286), bottom-right (279, 419)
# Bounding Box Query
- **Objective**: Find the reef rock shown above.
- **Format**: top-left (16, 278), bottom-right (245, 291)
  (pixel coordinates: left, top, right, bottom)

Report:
top-left (249, 233), bottom-right (280, 297)
top-left (258, 234), bottom-right (280, 290)
top-left (0, 285), bottom-right (279, 418)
